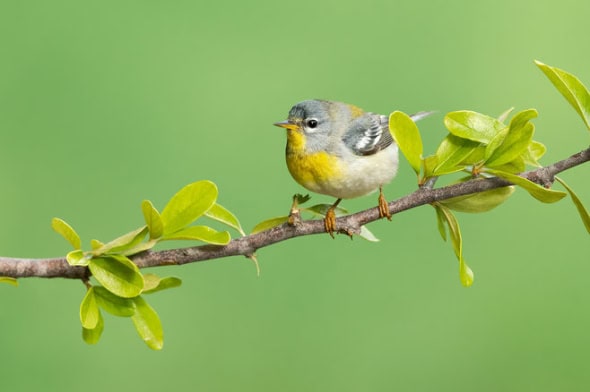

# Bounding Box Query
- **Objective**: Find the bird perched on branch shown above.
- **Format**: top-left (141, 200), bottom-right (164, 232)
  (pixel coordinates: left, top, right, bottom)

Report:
top-left (275, 99), bottom-right (431, 237)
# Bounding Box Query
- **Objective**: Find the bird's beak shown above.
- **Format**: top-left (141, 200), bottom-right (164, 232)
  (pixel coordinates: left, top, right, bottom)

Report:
top-left (273, 120), bottom-right (300, 131)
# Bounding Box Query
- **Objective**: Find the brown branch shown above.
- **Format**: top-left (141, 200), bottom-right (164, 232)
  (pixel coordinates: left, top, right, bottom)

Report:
top-left (1, 147), bottom-right (589, 280)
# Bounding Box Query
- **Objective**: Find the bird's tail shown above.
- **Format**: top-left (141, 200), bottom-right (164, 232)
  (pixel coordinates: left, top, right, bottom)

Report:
top-left (410, 111), bottom-right (437, 122)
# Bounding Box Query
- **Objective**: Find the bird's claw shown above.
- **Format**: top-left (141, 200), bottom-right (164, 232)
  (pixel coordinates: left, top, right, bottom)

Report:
top-left (378, 188), bottom-right (391, 221)
top-left (324, 207), bottom-right (337, 238)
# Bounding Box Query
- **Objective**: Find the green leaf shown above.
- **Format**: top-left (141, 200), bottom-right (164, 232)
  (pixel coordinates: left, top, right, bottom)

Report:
top-left (432, 135), bottom-right (481, 175)
top-left (389, 111), bottom-right (423, 176)
top-left (161, 225), bottom-right (230, 245)
top-left (486, 169), bottom-right (567, 203)
top-left (90, 239), bottom-right (104, 250)
top-left (51, 218), bottom-right (81, 250)
top-left (444, 111), bottom-right (506, 143)
top-left (484, 128), bottom-right (509, 161)
top-left (0, 277), bottom-right (18, 287)
top-left (486, 113), bottom-right (536, 167)
top-left (142, 274), bottom-right (182, 294)
top-left (302, 204), bottom-right (348, 217)
top-left (508, 108), bottom-right (538, 131)
top-left (205, 203), bottom-right (245, 236)
top-left (142, 200), bottom-right (164, 239)
top-left (80, 287), bottom-right (100, 329)
top-left (459, 262), bottom-right (474, 288)
top-left (555, 177), bottom-right (590, 234)
top-left (161, 180), bottom-right (218, 235)
top-left (251, 216), bottom-right (289, 234)
top-left (441, 186), bottom-right (515, 213)
top-left (522, 141), bottom-right (547, 167)
top-left (422, 155), bottom-right (438, 178)
top-left (535, 60), bottom-right (590, 130)
top-left (82, 310), bottom-right (104, 345)
top-left (434, 205), bottom-right (447, 241)
top-left (66, 249), bottom-right (90, 266)
top-left (435, 204), bottom-right (474, 287)
top-left (132, 296), bottom-right (164, 350)
top-left (294, 194), bottom-right (311, 205)
top-left (491, 156), bottom-right (526, 174)
top-left (88, 255), bottom-right (144, 298)
top-left (437, 205), bottom-right (461, 258)
top-left (91, 226), bottom-right (149, 256)
top-left (358, 225), bottom-right (380, 242)
top-left (93, 285), bottom-right (135, 317)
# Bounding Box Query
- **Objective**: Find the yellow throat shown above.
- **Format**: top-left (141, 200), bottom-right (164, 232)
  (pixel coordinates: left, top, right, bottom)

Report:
top-left (285, 129), bottom-right (341, 193)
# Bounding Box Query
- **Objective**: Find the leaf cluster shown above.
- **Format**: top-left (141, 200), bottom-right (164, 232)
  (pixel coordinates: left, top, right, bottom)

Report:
top-left (389, 61), bottom-right (590, 287)
top-left (51, 180), bottom-right (244, 349)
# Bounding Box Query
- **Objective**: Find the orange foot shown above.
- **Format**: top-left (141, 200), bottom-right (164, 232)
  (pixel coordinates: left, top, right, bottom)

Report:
top-left (324, 198), bottom-right (342, 238)
top-left (378, 187), bottom-right (391, 221)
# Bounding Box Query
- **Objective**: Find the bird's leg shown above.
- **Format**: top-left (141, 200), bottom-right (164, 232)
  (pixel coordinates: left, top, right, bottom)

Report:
top-left (324, 198), bottom-right (342, 238)
top-left (378, 186), bottom-right (391, 221)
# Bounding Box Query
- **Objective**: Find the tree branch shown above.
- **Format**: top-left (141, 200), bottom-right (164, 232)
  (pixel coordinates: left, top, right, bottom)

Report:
top-left (1, 147), bottom-right (589, 280)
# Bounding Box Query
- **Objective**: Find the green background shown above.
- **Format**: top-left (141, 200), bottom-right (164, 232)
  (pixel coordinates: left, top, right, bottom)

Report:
top-left (1, 0), bottom-right (589, 391)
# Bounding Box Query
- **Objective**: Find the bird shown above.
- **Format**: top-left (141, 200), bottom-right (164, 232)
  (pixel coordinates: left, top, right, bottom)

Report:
top-left (274, 99), bottom-right (431, 237)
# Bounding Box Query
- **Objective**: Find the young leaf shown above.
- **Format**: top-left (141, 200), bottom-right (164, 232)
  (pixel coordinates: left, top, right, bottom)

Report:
top-left (522, 141), bottom-right (547, 167)
top-left (485, 109), bottom-right (538, 167)
top-left (358, 225), bottom-right (380, 242)
top-left (161, 225), bottom-right (230, 245)
top-left (161, 180), bottom-right (218, 235)
top-left (491, 156), bottom-right (526, 174)
top-left (484, 128), bottom-right (509, 161)
top-left (459, 261), bottom-right (474, 288)
top-left (293, 194), bottom-right (311, 205)
top-left (444, 111), bottom-right (506, 143)
top-left (432, 135), bottom-right (481, 175)
top-left (0, 277), bottom-right (18, 287)
top-left (88, 255), bottom-right (144, 298)
top-left (535, 60), bottom-right (590, 130)
top-left (90, 239), bottom-right (105, 250)
top-left (440, 186), bottom-right (515, 213)
top-left (436, 204), bottom-right (474, 287)
top-left (508, 108), bottom-right (538, 131)
top-left (51, 218), bottom-right (81, 250)
top-left (66, 249), bottom-right (90, 266)
top-left (205, 203), bottom-right (245, 236)
top-left (486, 169), bottom-right (567, 203)
top-left (91, 226), bottom-right (148, 256)
top-left (80, 287), bottom-right (100, 329)
top-left (486, 123), bottom-right (535, 167)
top-left (132, 296), bottom-right (164, 350)
top-left (142, 200), bottom-right (164, 239)
top-left (93, 285), bottom-right (135, 317)
top-left (555, 177), bottom-right (590, 234)
top-left (82, 309), bottom-right (104, 345)
top-left (251, 216), bottom-right (289, 234)
top-left (142, 274), bottom-right (182, 294)
top-left (434, 205), bottom-right (447, 241)
top-left (389, 111), bottom-right (423, 176)
top-left (302, 204), bottom-right (348, 217)
top-left (422, 155), bottom-right (438, 178)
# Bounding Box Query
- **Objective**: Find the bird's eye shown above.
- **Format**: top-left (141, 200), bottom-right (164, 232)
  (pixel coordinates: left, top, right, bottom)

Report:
top-left (306, 119), bottom-right (318, 128)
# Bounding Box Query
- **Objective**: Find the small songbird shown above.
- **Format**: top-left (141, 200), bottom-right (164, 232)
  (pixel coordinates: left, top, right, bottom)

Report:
top-left (274, 99), bottom-right (431, 237)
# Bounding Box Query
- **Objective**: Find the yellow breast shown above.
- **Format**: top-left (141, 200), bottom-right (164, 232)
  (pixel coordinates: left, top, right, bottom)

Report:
top-left (285, 130), bottom-right (342, 194)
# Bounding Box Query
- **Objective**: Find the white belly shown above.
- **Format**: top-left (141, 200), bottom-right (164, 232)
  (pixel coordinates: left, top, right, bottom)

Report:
top-left (317, 144), bottom-right (399, 199)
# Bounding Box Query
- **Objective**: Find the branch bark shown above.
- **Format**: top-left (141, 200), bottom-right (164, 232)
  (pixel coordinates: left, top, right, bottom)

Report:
top-left (1, 147), bottom-right (589, 280)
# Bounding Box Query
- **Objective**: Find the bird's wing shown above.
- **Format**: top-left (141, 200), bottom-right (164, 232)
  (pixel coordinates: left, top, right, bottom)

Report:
top-left (342, 114), bottom-right (393, 156)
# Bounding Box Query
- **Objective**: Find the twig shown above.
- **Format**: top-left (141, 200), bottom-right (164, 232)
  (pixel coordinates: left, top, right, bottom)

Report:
top-left (1, 147), bottom-right (588, 279)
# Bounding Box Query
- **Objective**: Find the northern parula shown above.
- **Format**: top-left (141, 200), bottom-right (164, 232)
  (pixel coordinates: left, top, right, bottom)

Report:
top-left (274, 99), bottom-right (431, 237)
